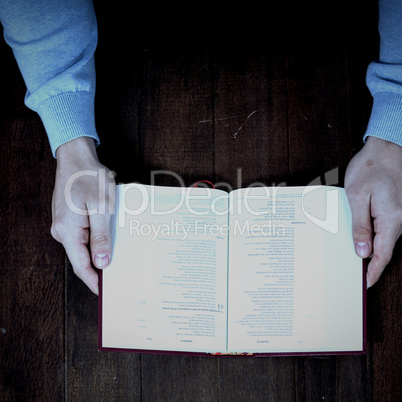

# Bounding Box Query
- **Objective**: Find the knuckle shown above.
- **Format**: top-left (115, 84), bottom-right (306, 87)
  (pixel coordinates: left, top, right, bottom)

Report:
top-left (381, 246), bottom-right (394, 265)
top-left (347, 191), bottom-right (366, 206)
top-left (353, 223), bottom-right (371, 237)
top-left (382, 254), bottom-right (393, 267)
top-left (72, 264), bottom-right (87, 281)
top-left (51, 220), bottom-right (67, 241)
top-left (70, 255), bottom-right (91, 277)
top-left (373, 253), bottom-right (392, 270)
top-left (397, 209), bottom-right (402, 225)
top-left (50, 225), bottom-right (59, 241)
top-left (91, 233), bottom-right (110, 248)
top-left (366, 269), bottom-right (380, 287)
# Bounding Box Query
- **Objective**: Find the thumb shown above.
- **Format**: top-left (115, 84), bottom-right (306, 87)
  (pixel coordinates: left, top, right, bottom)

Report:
top-left (89, 214), bottom-right (113, 269)
top-left (349, 195), bottom-right (373, 258)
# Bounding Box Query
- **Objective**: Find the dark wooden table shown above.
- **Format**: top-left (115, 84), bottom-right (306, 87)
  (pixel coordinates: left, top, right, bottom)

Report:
top-left (1, 1), bottom-right (401, 400)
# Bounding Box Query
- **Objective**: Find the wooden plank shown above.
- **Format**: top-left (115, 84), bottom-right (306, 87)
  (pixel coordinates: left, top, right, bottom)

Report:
top-left (139, 46), bottom-right (215, 186)
top-left (93, 1), bottom-right (142, 185)
top-left (295, 357), bottom-right (337, 400)
top-left (65, 3), bottom-right (143, 399)
top-left (286, 8), bottom-right (354, 185)
top-left (212, 44), bottom-right (289, 189)
top-left (0, 41), bottom-right (65, 399)
top-left (66, 260), bottom-right (142, 401)
top-left (139, 45), bottom-right (219, 401)
top-left (211, 41), bottom-right (295, 400)
top-left (295, 355), bottom-right (371, 401)
top-left (343, 1), bottom-right (402, 400)
top-left (367, 249), bottom-right (402, 402)
top-left (343, 0), bottom-right (379, 151)
top-left (142, 354), bottom-right (219, 401)
top-left (287, 3), bottom-right (372, 401)
top-left (219, 357), bottom-right (296, 401)
top-left (335, 356), bottom-right (371, 401)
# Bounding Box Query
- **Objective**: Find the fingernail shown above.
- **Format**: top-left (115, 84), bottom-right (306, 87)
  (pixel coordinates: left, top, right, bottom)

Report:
top-left (356, 242), bottom-right (370, 258)
top-left (94, 253), bottom-right (109, 268)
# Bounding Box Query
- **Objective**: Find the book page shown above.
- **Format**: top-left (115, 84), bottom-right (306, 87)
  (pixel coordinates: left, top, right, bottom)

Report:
top-left (227, 186), bottom-right (363, 353)
top-left (102, 184), bottom-right (229, 353)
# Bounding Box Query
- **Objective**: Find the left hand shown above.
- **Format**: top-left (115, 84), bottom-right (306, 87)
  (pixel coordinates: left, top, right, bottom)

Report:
top-left (345, 136), bottom-right (402, 288)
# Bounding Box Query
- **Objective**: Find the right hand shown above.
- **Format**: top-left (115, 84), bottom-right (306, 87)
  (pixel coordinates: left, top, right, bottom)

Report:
top-left (51, 137), bottom-right (116, 295)
top-left (345, 136), bottom-right (402, 288)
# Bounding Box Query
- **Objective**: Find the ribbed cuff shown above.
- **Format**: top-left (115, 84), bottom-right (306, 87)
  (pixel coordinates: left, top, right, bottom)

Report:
top-left (363, 92), bottom-right (402, 146)
top-left (35, 91), bottom-right (100, 157)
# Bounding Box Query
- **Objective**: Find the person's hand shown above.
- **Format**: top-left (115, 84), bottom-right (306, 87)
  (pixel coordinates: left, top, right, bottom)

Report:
top-left (51, 137), bottom-right (116, 295)
top-left (345, 136), bottom-right (402, 288)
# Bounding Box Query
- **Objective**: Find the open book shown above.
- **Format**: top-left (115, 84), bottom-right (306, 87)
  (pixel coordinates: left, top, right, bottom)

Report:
top-left (99, 183), bottom-right (366, 356)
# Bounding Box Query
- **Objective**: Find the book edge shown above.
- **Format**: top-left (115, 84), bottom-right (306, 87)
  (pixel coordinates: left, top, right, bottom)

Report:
top-left (97, 186), bottom-right (367, 357)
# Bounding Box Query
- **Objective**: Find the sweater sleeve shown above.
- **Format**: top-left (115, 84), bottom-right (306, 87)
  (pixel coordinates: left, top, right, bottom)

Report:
top-left (364, 0), bottom-right (402, 146)
top-left (0, 0), bottom-right (99, 157)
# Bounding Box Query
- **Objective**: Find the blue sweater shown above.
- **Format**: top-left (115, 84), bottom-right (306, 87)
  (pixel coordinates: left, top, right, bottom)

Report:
top-left (0, 0), bottom-right (99, 156)
top-left (0, 0), bottom-right (401, 157)
top-left (365, 0), bottom-right (402, 146)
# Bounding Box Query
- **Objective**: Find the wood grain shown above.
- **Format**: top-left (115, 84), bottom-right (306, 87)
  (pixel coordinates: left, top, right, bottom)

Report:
top-left (0, 41), bottom-right (65, 400)
top-left (138, 44), bottom-right (219, 401)
top-left (0, 0), bottom-right (400, 401)
top-left (212, 44), bottom-right (289, 188)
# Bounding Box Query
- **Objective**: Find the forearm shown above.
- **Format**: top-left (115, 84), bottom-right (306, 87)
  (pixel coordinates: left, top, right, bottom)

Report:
top-left (0, 0), bottom-right (100, 156)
